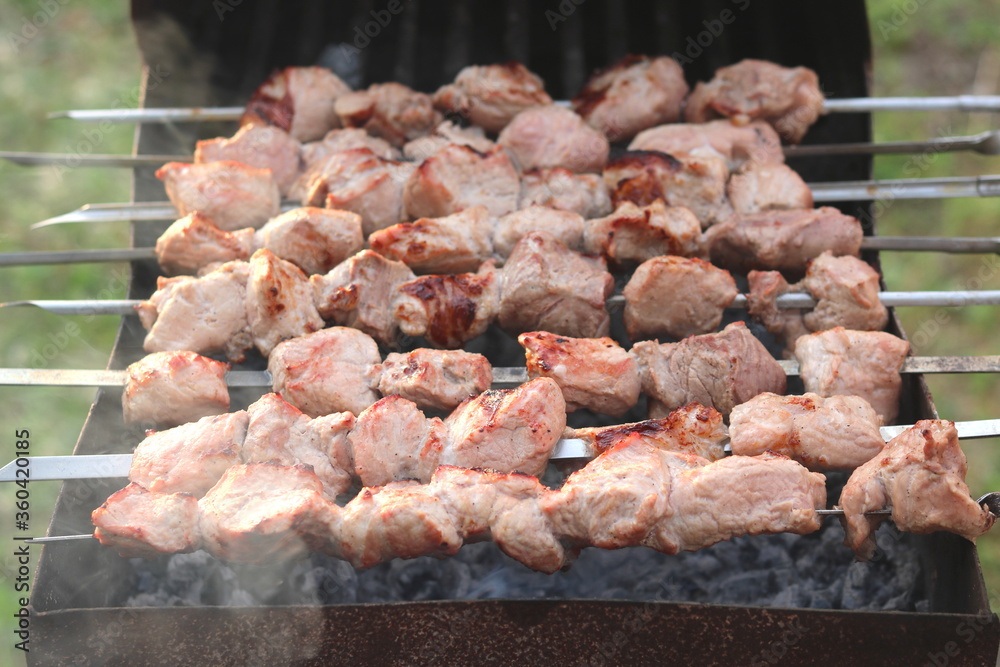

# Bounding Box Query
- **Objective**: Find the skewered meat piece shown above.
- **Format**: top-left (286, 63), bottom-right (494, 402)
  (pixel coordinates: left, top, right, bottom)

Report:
top-left (404, 144), bottom-right (521, 219)
top-left (136, 260), bottom-right (253, 362)
top-left (705, 207), bottom-right (863, 276)
top-left (156, 161), bottom-right (281, 231)
top-left (567, 403), bottom-right (728, 462)
top-left (604, 151), bottom-right (733, 226)
top-left (684, 59), bottom-right (824, 143)
top-left (402, 121), bottom-right (495, 162)
top-left (334, 82), bottom-right (442, 147)
top-left (241, 66), bottom-right (351, 142)
top-left (518, 331), bottom-right (640, 417)
top-left (794, 328), bottom-right (910, 424)
top-left (628, 120), bottom-right (784, 169)
top-left (245, 249), bottom-right (324, 356)
top-left (255, 207), bottom-right (364, 276)
top-left (499, 232), bottom-right (613, 339)
top-left (498, 105), bottom-right (610, 174)
top-left (747, 252), bottom-right (888, 349)
top-left (349, 395), bottom-right (448, 487)
top-left (622, 256), bottom-right (738, 341)
top-left (195, 125), bottom-right (302, 196)
top-left (583, 200), bottom-right (704, 266)
top-left (726, 162), bottom-right (813, 215)
top-left (122, 351), bottom-right (230, 426)
top-left (292, 128), bottom-right (402, 201)
top-left (129, 411), bottom-right (249, 496)
top-left (840, 420), bottom-right (995, 560)
top-left (369, 206), bottom-right (495, 274)
top-left (631, 321), bottom-right (787, 419)
top-left (494, 205), bottom-right (585, 260)
top-left (154, 212), bottom-right (254, 276)
top-left (432, 62), bottom-right (553, 133)
top-left (519, 168), bottom-right (612, 219)
top-left (268, 327), bottom-right (382, 417)
top-left (572, 55), bottom-right (689, 142)
top-left (302, 147), bottom-right (416, 236)
top-left (199, 463), bottom-right (336, 563)
top-left (311, 249), bottom-right (416, 347)
top-left (93, 483), bottom-right (201, 558)
top-left (241, 393), bottom-right (355, 498)
top-left (729, 392), bottom-right (885, 471)
top-left (375, 349), bottom-right (493, 413)
top-left (394, 261), bottom-right (501, 348)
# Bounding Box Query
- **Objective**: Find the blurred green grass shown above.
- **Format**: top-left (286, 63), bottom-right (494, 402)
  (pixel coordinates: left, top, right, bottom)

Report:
top-left (0, 1), bottom-right (999, 665)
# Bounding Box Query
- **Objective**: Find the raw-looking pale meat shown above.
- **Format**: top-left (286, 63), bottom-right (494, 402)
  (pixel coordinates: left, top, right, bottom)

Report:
top-left (498, 105), bottom-right (610, 173)
top-left (154, 213), bottom-right (255, 276)
top-left (122, 351), bottom-right (230, 427)
top-left (369, 206), bottom-right (495, 274)
top-left (241, 66), bottom-right (351, 142)
top-left (334, 82), bottom-right (441, 147)
top-left (195, 124), bottom-right (302, 195)
top-left (375, 348), bottom-right (493, 413)
top-left (629, 120), bottom-right (784, 169)
top-left (255, 207), bottom-right (364, 276)
top-left (156, 161), bottom-right (281, 231)
top-left (583, 200), bottom-right (704, 266)
top-left (93, 483), bottom-right (201, 558)
top-left (519, 168), bottom-right (612, 219)
top-left (494, 205), bottom-right (585, 261)
top-left (404, 144), bottom-right (521, 219)
top-left (432, 62), bottom-right (553, 133)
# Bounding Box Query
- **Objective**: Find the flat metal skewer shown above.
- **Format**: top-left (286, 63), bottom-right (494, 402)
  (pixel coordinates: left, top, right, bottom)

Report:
top-left (0, 151), bottom-right (189, 167)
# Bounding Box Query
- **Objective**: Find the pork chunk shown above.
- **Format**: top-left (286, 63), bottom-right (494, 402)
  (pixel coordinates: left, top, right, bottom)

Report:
top-left (432, 62), bottom-right (553, 133)
top-left (369, 205), bottom-right (494, 274)
top-left (129, 411), bottom-right (249, 497)
top-left (730, 392), bottom-right (885, 471)
top-left (293, 128), bottom-right (401, 201)
top-left (404, 144), bottom-right (521, 219)
top-left (746, 270), bottom-right (811, 351)
top-left (622, 256), bottom-right (738, 341)
top-left (348, 395), bottom-right (448, 487)
top-left (802, 252), bottom-right (888, 333)
top-left (518, 331), bottom-right (640, 417)
top-left (631, 321), bottom-right (787, 418)
top-left (195, 124), bottom-right (302, 195)
top-left (155, 212), bottom-right (255, 276)
top-left (494, 205), bottom-right (585, 261)
top-left (629, 120), bottom-right (784, 169)
top-left (93, 483), bottom-right (201, 558)
top-left (334, 82), bottom-right (441, 147)
top-left (268, 327), bottom-right (381, 417)
top-left (122, 351), bottom-right (230, 426)
top-left (727, 162), bottom-right (813, 215)
top-left (255, 207), bottom-right (364, 275)
top-left (794, 327), bottom-right (910, 424)
top-left (583, 200), bottom-right (704, 265)
top-left (246, 249), bottom-right (324, 356)
top-left (498, 105), bottom-right (609, 173)
top-left (394, 262), bottom-right (501, 348)
top-left (156, 161), bottom-right (281, 231)
top-left (499, 232), bottom-right (613, 339)
top-left (241, 66), bottom-right (351, 142)
top-left (402, 121), bottom-right (496, 163)
top-left (375, 348), bottom-right (493, 412)
top-left (519, 168), bottom-right (612, 218)
top-left (572, 55), bottom-right (689, 141)
top-left (840, 420), bottom-right (995, 560)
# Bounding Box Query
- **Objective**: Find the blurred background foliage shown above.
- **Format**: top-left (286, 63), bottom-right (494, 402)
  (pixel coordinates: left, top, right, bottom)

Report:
top-left (0, 0), bottom-right (999, 664)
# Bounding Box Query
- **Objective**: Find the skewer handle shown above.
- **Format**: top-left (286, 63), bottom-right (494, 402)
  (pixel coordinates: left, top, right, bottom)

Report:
top-left (824, 95), bottom-right (1000, 113)
top-left (48, 107), bottom-right (244, 123)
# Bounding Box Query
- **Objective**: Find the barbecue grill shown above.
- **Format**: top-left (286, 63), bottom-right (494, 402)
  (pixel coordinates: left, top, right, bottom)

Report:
top-left (15, 0), bottom-right (1000, 664)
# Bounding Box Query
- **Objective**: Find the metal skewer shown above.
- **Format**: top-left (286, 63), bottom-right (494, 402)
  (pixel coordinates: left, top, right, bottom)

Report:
top-left (0, 151), bottom-right (190, 167)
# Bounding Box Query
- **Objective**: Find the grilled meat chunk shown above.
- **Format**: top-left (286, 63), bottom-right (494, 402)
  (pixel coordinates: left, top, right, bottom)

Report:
top-left (840, 420), bottom-right (995, 560)
top-left (122, 351), bottom-right (229, 426)
top-left (631, 321), bottom-right (787, 419)
top-left (684, 59), bottom-right (824, 143)
top-left (499, 232), bottom-right (613, 339)
top-left (349, 395), bottom-right (448, 487)
top-left (334, 82), bottom-right (441, 147)
top-left (154, 213), bottom-right (255, 276)
top-left (199, 463), bottom-right (335, 563)
top-left (583, 200), bottom-right (704, 266)
top-left (518, 331), bottom-right (640, 417)
top-left (241, 393), bottom-right (355, 498)
top-left (604, 151), bottom-right (732, 226)
top-left (292, 128), bottom-right (401, 201)
top-left (245, 249), bottom-right (324, 356)
top-left (727, 162), bottom-right (813, 215)
top-left (494, 205), bottom-right (585, 261)
top-left (730, 392), bottom-right (885, 471)
top-left (432, 62), bottom-right (553, 133)
top-left (705, 207), bottom-right (863, 276)
top-left (156, 161), bottom-right (281, 231)
top-left (136, 260), bottom-right (253, 362)
top-left (369, 206), bottom-right (495, 274)
top-left (310, 250), bottom-right (416, 347)
top-left (498, 105), bottom-right (610, 173)
top-left (268, 327), bottom-right (381, 417)
top-left (573, 55), bottom-right (688, 141)
top-left (129, 411), bottom-right (248, 497)
top-left (195, 124), bottom-right (302, 196)
top-left (745, 270), bottom-right (811, 352)
top-left (794, 327), bottom-right (910, 424)
top-left (568, 403), bottom-right (728, 462)
top-left (375, 348), bottom-right (493, 413)
top-left (302, 147), bottom-right (415, 236)
top-left (93, 483), bottom-right (201, 558)
top-left (519, 168), bottom-right (612, 218)
top-left (629, 120), bottom-right (784, 169)
top-left (404, 144), bottom-right (521, 219)
top-left (394, 261), bottom-right (501, 348)
top-left (241, 66), bottom-right (351, 142)
top-left (622, 256), bottom-right (738, 341)
top-left (255, 207), bottom-right (364, 276)
top-left (402, 121), bottom-right (495, 162)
